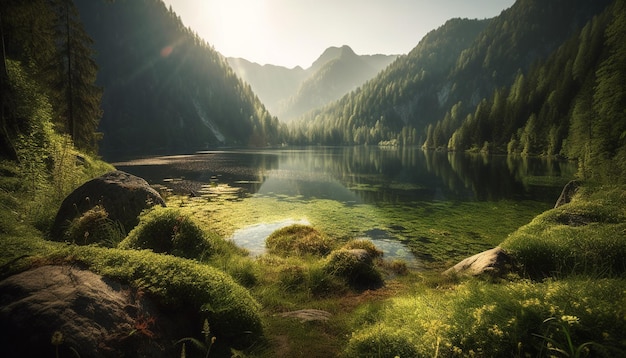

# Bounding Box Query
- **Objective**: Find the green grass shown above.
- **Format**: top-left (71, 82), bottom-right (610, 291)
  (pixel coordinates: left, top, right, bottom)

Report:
top-left (3, 153), bottom-right (626, 357)
top-left (346, 277), bottom-right (626, 357)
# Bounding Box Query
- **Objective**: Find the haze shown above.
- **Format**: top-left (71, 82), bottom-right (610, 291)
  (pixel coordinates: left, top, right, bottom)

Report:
top-left (161, 0), bottom-right (515, 68)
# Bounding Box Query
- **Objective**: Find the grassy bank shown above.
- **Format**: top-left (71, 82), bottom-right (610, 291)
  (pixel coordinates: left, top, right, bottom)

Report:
top-left (1, 156), bottom-right (625, 356)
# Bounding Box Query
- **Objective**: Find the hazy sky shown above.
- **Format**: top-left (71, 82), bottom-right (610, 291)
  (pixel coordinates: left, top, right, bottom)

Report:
top-left (161, 0), bottom-right (516, 69)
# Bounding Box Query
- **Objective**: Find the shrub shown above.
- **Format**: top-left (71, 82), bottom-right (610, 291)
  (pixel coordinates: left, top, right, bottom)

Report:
top-left (64, 205), bottom-right (125, 247)
top-left (265, 224), bottom-right (333, 257)
top-left (324, 249), bottom-right (382, 288)
top-left (119, 207), bottom-right (213, 260)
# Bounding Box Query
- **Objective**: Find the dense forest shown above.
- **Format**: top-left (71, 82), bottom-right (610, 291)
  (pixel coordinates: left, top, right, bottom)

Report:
top-left (435, 0), bottom-right (626, 183)
top-left (73, 0), bottom-right (287, 158)
top-left (1, 0), bottom-right (102, 158)
top-left (286, 0), bottom-right (625, 183)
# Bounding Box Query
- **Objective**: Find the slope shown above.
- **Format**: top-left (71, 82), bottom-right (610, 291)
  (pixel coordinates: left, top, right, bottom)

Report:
top-left (74, 0), bottom-right (283, 159)
top-left (291, 0), bottom-right (612, 146)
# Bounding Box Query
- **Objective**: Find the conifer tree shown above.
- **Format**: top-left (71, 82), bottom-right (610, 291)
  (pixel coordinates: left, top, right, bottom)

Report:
top-left (50, 0), bottom-right (102, 152)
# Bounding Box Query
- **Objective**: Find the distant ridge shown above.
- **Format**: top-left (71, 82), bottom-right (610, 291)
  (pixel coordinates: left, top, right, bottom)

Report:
top-left (227, 45), bottom-right (398, 121)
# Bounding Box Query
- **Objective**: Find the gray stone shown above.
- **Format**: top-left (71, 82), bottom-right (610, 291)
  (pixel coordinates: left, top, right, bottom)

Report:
top-left (50, 170), bottom-right (165, 241)
top-left (444, 247), bottom-right (515, 277)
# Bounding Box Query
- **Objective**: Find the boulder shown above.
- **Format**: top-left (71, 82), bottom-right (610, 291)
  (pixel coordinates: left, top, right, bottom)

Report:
top-left (444, 247), bottom-right (515, 277)
top-left (554, 180), bottom-right (580, 208)
top-left (0, 265), bottom-right (187, 357)
top-left (50, 171), bottom-right (165, 241)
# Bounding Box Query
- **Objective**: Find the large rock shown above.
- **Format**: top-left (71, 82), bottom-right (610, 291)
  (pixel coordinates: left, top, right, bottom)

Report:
top-left (0, 265), bottom-right (187, 357)
top-left (50, 171), bottom-right (165, 241)
top-left (444, 247), bottom-right (515, 277)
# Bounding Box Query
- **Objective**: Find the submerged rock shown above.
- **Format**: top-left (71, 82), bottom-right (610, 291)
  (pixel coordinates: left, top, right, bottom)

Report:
top-left (444, 247), bottom-right (515, 277)
top-left (50, 170), bottom-right (165, 241)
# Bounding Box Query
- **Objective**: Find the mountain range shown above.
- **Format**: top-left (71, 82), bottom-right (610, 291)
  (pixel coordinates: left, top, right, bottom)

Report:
top-left (71, 0), bottom-right (624, 183)
top-left (294, 0), bottom-right (614, 146)
top-left (227, 46), bottom-right (397, 122)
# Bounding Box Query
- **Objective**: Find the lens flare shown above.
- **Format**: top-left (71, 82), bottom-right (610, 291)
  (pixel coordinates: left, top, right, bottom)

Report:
top-left (160, 45), bottom-right (173, 57)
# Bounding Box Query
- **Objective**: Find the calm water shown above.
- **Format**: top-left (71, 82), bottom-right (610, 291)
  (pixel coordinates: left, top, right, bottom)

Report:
top-left (114, 147), bottom-right (576, 263)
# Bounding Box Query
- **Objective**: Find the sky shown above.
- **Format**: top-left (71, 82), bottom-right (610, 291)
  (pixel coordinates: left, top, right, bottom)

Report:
top-left (161, 0), bottom-right (516, 69)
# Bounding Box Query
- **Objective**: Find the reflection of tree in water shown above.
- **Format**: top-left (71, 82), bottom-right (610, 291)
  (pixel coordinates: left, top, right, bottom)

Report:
top-left (115, 148), bottom-right (575, 204)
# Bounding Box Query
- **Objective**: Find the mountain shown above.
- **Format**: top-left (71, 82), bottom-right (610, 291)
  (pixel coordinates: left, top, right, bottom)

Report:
top-left (226, 58), bottom-right (308, 118)
top-left (74, 0), bottom-right (284, 159)
top-left (291, 0), bottom-right (613, 146)
top-left (227, 45), bottom-right (397, 121)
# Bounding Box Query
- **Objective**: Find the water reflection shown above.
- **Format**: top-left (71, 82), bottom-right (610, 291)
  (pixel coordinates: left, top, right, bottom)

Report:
top-left (114, 147), bottom-right (576, 204)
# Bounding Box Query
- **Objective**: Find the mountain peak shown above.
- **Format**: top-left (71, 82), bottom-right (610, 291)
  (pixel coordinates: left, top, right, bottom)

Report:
top-left (310, 45), bottom-right (356, 71)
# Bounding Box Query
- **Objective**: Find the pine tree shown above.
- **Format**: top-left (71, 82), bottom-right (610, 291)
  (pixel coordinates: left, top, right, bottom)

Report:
top-left (50, 0), bottom-right (102, 152)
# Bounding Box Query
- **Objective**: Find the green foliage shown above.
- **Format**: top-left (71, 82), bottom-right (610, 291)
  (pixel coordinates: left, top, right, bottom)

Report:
top-left (324, 249), bottom-right (383, 288)
top-left (120, 207), bottom-right (216, 260)
top-left (265, 224), bottom-right (333, 257)
top-left (346, 278), bottom-right (626, 357)
top-left (64, 205), bottom-right (125, 246)
top-left (501, 185), bottom-right (626, 277)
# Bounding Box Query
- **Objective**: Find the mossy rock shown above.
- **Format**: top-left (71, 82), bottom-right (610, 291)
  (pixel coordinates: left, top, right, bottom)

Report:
top-left (324, 249), bottom-right (383, 288)
top-left (119, 207), bottom-right (213, 259)
top-left (266, 224), bottom-right (333, 257)
top-left (57, 246), bottom-right (263, 350)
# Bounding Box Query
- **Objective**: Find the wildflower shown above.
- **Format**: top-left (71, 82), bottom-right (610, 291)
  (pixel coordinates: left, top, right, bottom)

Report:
top-left (561, 315), bottom-right (580, 325)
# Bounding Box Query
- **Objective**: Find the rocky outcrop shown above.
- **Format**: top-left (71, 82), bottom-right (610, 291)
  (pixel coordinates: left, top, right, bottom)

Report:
top-left (554, 180), bottom-right (580, 208)
top-left (0, 265), bottom-right (186, 357)
top-left (50, 171), bottom-right (165, 241)
top-left (444, 247), bottom-right (515, 277)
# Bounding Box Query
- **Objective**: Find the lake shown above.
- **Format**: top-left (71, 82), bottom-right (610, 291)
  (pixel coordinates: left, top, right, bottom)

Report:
top-left (114, 146), bottom-right (576, 268)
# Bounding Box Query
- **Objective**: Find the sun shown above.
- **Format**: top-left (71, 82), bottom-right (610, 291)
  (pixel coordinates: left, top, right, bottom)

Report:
top-left (198, 1), bottom-right (274, 62)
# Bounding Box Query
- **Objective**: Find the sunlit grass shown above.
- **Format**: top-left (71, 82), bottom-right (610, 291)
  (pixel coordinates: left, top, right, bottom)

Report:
top-left (346, 277), bottom-right (626, 357)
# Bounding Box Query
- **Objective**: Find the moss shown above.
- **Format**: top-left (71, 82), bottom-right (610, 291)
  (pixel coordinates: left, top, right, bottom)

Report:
top-left (119, 207), bottom-right (215, 260)
top-left (501, 185), bottom-right (626, 277)
top-left (265, 224), bottom-right (333, 257)
top-left (324, 249), bottom-right (383, 288)
top-left (64, 205), bottom-right (125, 246)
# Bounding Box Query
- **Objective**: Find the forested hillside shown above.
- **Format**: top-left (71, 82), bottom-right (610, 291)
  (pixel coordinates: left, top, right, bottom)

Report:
top-left (437, 0), bottom-right (626, 182)
top-left (74, 0), bottom-right (285, 159)
top-left (289, 0), bottom-right (612, 148)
